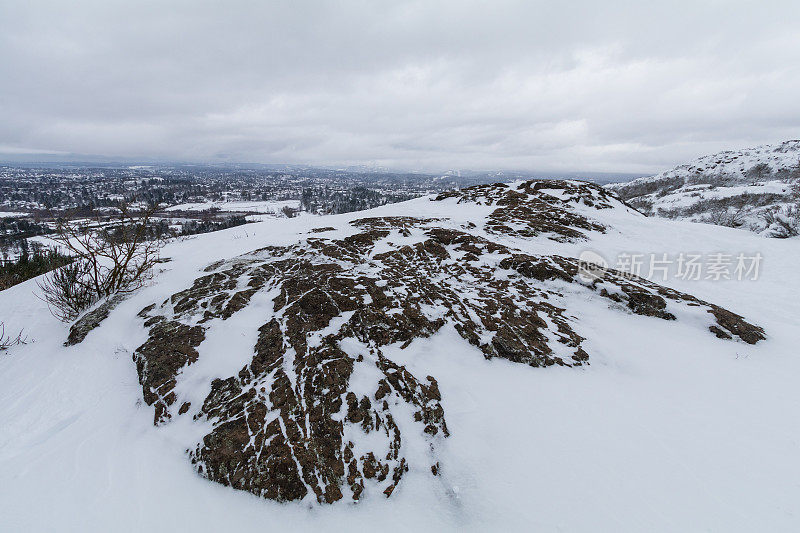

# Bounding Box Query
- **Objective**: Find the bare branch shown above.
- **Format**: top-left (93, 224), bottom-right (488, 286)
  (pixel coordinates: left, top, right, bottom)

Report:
top-left (37, 202), bottom-right (165, 321)
top-left (0, 322), bottom-right (26, 351)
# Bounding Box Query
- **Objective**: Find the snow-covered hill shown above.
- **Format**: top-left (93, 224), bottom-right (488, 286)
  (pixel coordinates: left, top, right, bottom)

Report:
top-left (609, 140), bottom-right (800, 237)
top-left (2, 181), bottom-right (799, 532)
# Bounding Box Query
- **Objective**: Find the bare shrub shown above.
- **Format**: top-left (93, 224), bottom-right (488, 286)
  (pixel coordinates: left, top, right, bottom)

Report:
top-left (760, 205), bottom-right (800, 238)
top-left (629, 197), bottom-right (654, 215)
top-left (702, 206), bottom-right (747, 228)
top-left (791, 182), bottom-right (800, 201)
top-left (37, 260), bottom-right (99, 321)
top-left (746, 162), bottom-right (772, 183)
top-left (614, 175), bottom-right (684, 201)
top-left (37, 203), bottom-right (164, 321)
top-left (0, 321), bottom-right (26, 351)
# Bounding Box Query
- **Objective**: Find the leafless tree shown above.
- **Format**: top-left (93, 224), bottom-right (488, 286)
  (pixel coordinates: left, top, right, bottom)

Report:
top-left (37, 203), bottom-right (165, 321)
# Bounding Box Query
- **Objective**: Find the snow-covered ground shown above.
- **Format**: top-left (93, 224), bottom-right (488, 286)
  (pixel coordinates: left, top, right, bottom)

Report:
top-left (164, 199), bottom-right (300, 214)
top-left (644, 180), bottom-right (793, 210)
top-left (609, 140), bottom-right (800, 236)
top-left (1, 188), bottom-right (799, 532)
top-left (0, 211), bottom-right (29, 218)
top-left (616, 139), bottom-right (800, 187)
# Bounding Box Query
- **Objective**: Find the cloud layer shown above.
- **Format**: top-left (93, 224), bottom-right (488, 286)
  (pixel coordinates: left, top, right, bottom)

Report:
top-left (1, 0), bottom-right (799, 172)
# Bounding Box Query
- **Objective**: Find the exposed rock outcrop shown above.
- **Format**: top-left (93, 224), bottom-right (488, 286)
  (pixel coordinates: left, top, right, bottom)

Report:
top-left (130, 180), bottom-right (764, 504)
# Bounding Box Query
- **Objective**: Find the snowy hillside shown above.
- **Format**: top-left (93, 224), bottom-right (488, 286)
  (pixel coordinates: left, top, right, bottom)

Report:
top-left (2, 181), bottom-right (800, 532)
top-left (609, 140), bottom-right (800, 237)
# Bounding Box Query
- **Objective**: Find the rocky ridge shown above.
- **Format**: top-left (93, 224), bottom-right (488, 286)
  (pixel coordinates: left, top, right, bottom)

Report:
top-left (110, 180), bottom-right (765, 503)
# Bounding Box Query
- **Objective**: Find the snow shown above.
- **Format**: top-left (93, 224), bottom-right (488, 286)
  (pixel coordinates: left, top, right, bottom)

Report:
top-left (164, 199), bottom-right (301, 214)
top-left (607, 141), bottom-right (800, 235)
top-left (1, 191), bottom-right (800, 531)
top-left (648, 180), bottom-right (793, 210)
top-left (614, 140), bottom-right (800, 189)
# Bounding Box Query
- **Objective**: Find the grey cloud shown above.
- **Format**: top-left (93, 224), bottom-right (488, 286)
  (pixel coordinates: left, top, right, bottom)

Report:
top-left (1, 0), bottom-right (799, 172)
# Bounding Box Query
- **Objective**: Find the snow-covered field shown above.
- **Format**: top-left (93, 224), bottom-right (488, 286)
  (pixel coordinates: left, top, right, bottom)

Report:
top-left (0, 211), bottom-right (29, 218)
top-left (1, 188), bottom-right (799, 532)
top-left (164, 199), bottom-right (300, 214)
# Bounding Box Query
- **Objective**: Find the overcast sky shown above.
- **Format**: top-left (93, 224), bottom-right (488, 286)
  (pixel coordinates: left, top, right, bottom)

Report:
top-left (1, 0), bottom-right (799, 173)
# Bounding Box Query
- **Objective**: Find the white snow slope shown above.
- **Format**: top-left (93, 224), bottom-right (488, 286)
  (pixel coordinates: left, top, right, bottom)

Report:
top-left (608, 140), bottom-right (800, 236)
top-left (1, 182), bottom-right (799, 532)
